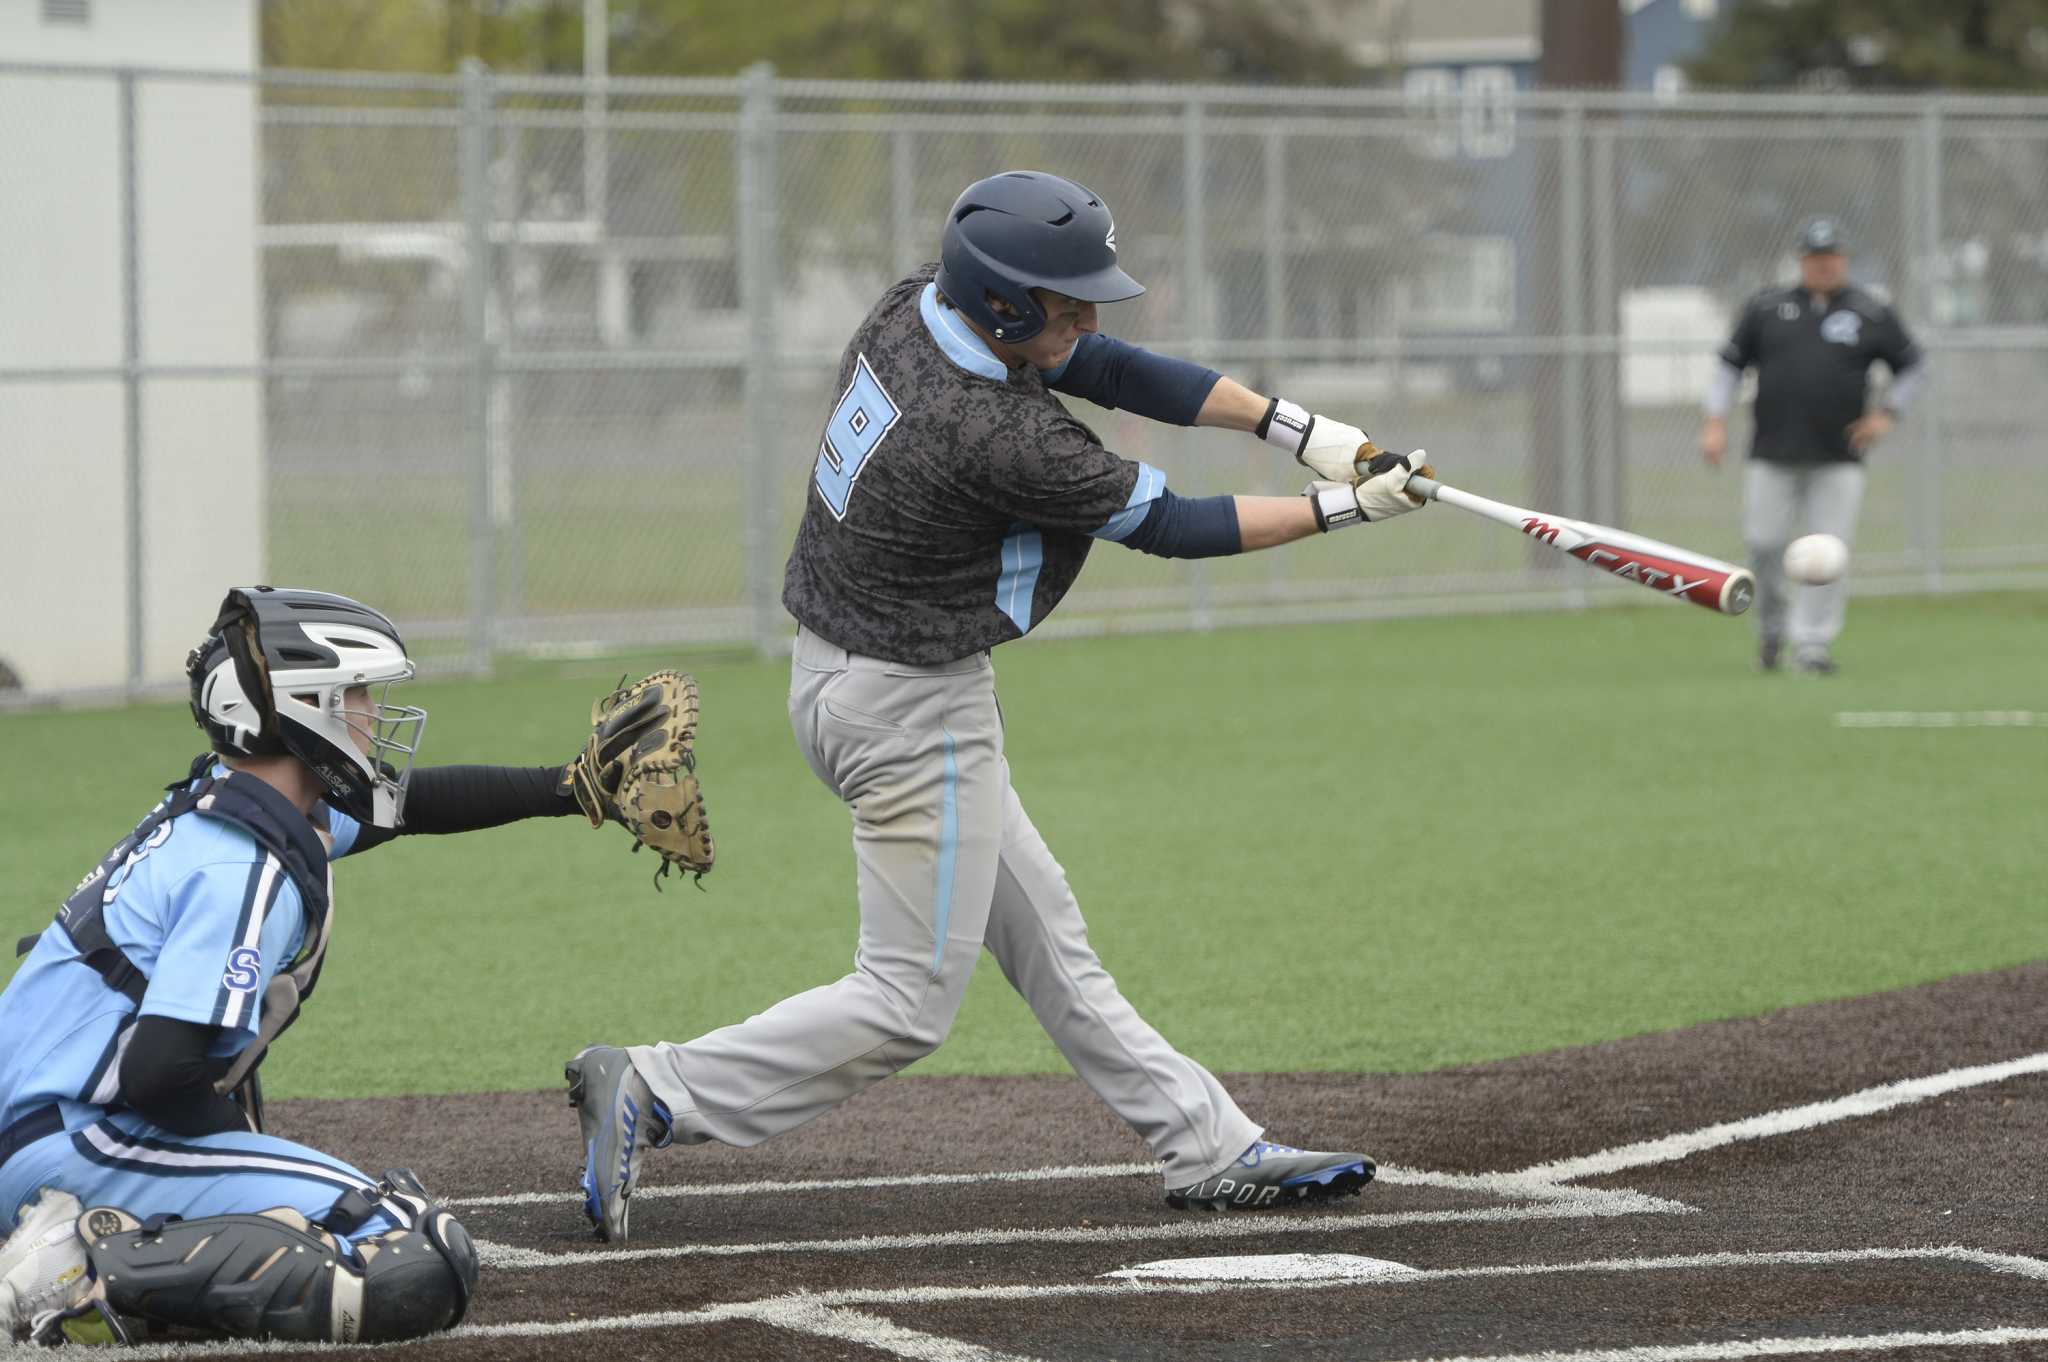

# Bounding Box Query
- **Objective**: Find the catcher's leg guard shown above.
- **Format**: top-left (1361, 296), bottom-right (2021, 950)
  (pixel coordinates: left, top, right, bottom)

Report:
top-left (80, 1169), bottom-right (477, 1343)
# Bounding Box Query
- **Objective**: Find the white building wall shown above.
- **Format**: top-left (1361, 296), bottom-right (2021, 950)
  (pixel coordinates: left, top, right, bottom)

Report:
top-left (0, 0), bottom-right (260, 693)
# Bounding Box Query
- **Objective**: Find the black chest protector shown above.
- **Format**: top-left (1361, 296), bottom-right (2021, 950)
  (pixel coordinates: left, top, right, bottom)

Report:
top-left (16, 754), bottom-right (336, 1097)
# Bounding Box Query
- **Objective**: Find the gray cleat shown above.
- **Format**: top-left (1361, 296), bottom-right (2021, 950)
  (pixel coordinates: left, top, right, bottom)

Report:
top-left (0, 1189), bottom-right (92, 1344)
top-left (1166, 1139), bottom-right (1375, 1212)
top-left (566, 1045), bottom-right (670, 1242)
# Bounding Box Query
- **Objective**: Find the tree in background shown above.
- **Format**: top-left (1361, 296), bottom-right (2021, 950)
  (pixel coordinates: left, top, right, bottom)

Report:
top-left (264, 0), bottom-right (1359, 84)
top-left (1687, 0), bottom-right (2048, 91)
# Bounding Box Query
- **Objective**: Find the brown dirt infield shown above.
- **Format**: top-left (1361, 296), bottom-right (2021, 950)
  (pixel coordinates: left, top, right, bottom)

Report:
top-left (100, 962), bottom-right (2048, 1359)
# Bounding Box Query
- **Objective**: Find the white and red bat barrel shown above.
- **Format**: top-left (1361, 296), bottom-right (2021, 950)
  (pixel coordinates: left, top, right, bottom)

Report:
top-left (1536, 521), bottom-right (1755, 616)
top-left (1405, 474), bottom-right (1754, 616)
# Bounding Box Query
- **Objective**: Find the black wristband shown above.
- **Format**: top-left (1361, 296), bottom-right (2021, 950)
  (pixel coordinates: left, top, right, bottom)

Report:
top-left (1254, 395), bottom-right (1279, 440)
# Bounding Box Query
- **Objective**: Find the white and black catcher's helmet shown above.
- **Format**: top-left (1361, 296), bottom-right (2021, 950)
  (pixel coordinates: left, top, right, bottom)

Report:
top-left (186, 586), bottom-right (427, 828)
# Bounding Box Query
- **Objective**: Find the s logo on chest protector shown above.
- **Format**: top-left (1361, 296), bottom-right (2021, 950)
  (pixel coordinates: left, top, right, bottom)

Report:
top-left (1820, 311), bottom-right (1862, 346)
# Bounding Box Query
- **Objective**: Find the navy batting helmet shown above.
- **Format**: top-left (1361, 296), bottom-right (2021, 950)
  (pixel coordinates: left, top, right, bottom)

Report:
top-left (936, 171), bottom-right (1143, 343)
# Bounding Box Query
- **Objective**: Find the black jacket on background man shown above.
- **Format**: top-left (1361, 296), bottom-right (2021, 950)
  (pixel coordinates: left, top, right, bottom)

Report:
top-left (1720, 284), bottom-right (1923, 465)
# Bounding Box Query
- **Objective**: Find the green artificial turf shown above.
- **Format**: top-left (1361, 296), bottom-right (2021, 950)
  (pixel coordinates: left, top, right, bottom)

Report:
top-left (4, 592), bottom-right (2043, 1099)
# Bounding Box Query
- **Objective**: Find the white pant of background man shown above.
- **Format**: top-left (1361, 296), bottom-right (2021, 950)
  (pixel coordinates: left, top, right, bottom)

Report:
top-left (1743, 461), bottom-right (1865, 671)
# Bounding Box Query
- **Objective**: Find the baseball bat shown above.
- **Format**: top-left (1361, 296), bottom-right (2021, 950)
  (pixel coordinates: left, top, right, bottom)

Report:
top-left (1404, 474), bottom-right (1754, 616)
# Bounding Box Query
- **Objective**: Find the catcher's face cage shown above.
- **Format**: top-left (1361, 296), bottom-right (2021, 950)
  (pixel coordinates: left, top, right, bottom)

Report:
top-left (265, 623), bottom-right (426, 830)
top-left (334, 678), bottom-right (428, 828)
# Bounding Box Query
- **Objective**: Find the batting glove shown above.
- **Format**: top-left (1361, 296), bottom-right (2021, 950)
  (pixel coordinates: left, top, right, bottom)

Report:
top-left (1306, 449), bottom-right (1433, 531)
top-left (1259, 398), bottom-right (1375, 485)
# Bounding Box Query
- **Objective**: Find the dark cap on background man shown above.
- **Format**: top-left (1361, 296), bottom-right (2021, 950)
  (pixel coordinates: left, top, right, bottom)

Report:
top-left (1798, 217), bottom-right (1846, 255)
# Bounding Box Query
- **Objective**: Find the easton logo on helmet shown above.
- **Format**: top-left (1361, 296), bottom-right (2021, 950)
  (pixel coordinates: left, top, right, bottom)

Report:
top-left (1105, 223), bottom-right (1117, 253)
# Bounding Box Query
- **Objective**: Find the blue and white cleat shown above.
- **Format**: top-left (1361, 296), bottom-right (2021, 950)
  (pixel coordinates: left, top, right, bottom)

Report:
top-left (1166, 1139), bottom-right (1374, 1212)
top-left (565, 1045), bottom-right (672, 1242)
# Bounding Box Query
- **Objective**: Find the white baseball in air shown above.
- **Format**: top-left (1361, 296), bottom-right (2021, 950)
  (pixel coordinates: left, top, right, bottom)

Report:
top-left (1783, 533), bottom-right (1849, 585)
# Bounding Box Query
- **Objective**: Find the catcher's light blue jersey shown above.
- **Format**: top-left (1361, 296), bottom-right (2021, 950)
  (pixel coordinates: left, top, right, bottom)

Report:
top-left (0, 768), bottom-right (362, 1139)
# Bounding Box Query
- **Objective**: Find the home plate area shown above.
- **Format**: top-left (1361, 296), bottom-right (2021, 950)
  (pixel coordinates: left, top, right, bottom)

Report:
top-left (96, 963), bottom-right (2048, 1360)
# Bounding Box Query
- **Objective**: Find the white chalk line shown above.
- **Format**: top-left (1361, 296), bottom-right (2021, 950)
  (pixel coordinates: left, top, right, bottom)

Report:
top-left (456, 1051), bottom-right (2048, 1220)
top-left (57, 1246), bottom-right (2048, 1359)
top-left (450, 1159), bottom-right (1150, 1208)
top-left (754, 1300), bottom-right (1038, 1362)
top-left (1387, 1327), bottom-right (2048, 1362)
top-left (464, 1050), bottom-right (2048, 1270)
top-left (1835, 710), bottom-right (2042, 728)
top-left (448, 1159), bottom-right (1601, 1211)
top-left (1511, 1051), bottom-right (2048, 1186)
top-left (42, 1053), bottom-right (2048, 1358)
top-left (472, 1188), bottom-right (1686, 1269)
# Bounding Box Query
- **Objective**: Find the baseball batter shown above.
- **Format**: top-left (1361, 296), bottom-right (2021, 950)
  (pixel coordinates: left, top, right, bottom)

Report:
top-left (569, 171), bottom-right (1432, 1238)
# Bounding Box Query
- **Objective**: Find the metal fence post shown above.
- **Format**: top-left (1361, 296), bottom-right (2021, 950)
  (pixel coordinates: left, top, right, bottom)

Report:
top-left (460, 60), bottom-right (497, 675)
top-left (1262, 123), bottom-right (1289, 596)
top-left (1261, 124), bottom-right (1287, 398)
top-left (1588, 123), bottom-right (1619, 529)
top-left (890, 126), bottom-right (919, 277)
top-left (118, 69), bottom-right (144, 691)
top-left (1560, 103), bottom-right (1586, 509)
top-left (1918, 104), bottom-right (1946, 589)
top-left (1182, 96), bottom-right (1212, 629)
top-left (738, 63), bottom-right (782, 655)
top-left (1559, 102), bottom-right (1589, 606)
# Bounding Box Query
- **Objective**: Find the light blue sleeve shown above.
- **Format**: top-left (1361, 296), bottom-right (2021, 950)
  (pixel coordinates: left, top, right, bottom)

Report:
top-left (323, 804), bottom-right (363, 859)
top-left (1092, 462), bottom-right (1166, 542)
top-left (140, 859), bottom-right (307, 1036)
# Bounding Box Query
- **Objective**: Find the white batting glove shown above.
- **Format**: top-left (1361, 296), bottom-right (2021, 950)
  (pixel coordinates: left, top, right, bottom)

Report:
top-left (1259, 397), bottom-right (1373, 485)
top-left (1305, 450), bottom-right (1433, 531)
top-left (1356, 447), bottom-right (1430, 520)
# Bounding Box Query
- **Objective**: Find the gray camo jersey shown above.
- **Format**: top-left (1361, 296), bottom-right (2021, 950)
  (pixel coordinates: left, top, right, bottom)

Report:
top-left (781, 265), bottom-right (1143, 665)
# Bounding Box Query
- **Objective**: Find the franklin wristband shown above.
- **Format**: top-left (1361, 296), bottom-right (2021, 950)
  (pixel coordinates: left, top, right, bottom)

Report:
top-left (1257, 397), bottom-right (1313, 458)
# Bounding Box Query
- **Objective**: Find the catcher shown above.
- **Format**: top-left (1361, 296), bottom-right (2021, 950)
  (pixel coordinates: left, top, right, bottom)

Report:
top-left (0, 586), bottom-right (706, 1346)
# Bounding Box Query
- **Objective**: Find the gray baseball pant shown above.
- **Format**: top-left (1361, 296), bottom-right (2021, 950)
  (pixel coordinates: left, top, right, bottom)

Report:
top-left (626, 626), bottom-right (1261, 1188)
top-left (1743, 459), bottom-right (1866, 657)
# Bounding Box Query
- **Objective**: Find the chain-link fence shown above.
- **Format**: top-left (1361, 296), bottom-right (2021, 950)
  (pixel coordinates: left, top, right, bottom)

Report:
top-left (6, 61), bottom-right (2047, 698)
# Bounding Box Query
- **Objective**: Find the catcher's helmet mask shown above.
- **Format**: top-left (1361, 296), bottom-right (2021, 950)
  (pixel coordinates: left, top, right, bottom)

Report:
top-left (188, 586), bottom-right (427, 829)
top-left (935, 170), bottom-right (1144, 344)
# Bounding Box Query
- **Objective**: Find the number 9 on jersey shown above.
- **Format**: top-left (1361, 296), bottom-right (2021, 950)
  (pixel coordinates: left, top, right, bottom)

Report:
top-left (814, 354), bottom-right (901, 520)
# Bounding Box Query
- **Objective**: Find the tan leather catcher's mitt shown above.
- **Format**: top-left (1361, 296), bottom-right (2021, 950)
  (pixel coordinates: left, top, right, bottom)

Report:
top-left (566, 670), bottom-right (713, 887)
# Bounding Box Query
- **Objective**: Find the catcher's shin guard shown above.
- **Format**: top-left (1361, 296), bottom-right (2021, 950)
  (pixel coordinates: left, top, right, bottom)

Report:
top-left (81, 1170), bottom-right (477, 1343)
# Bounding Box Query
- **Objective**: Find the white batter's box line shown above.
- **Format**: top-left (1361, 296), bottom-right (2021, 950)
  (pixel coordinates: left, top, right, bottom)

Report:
top-left (80, 1246), bottom-right (2048, 1360)
top-left (449, 1161), bottom-right (1156, 1208)
top-left (447, 1159), bottom-right (1612, 1210)
top-left (471, 1189), bottom-right (1687, 1270)
top-left (1834, 710), bottom-right (2042, 728)
top-left (1506, 1051), bottom-right (2048, 1187)
top-left (1380, 1326), bottom-right (2048, 1362)
top-left (1368, 1327), bottom-right (2048, 1359)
